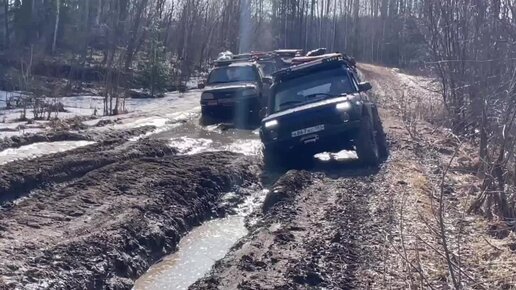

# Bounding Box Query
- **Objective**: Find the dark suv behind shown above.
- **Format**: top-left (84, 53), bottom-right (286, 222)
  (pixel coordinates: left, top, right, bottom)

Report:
top-left (199, 61), bottom-right (271, 124)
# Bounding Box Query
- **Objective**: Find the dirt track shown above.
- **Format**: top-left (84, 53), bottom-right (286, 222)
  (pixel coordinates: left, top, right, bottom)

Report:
top-left (191, 64), bottom-right (516, 289)
top-left (189, 109), bottom-right (413, 289)
top-left (0, 148), bottom-right (258, 289)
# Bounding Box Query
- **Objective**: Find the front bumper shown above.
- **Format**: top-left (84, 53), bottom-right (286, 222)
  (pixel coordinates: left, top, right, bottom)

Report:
top-left (201, 95), bottom-right (259, 109)
top-left (261, 120), bottom-right (361, 154)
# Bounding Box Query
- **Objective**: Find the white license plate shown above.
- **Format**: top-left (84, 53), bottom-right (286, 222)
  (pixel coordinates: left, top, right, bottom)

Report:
top-left (291, 124), bottom-right (325, 138)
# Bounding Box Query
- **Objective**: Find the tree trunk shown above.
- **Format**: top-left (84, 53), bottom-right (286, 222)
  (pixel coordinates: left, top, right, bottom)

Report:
top-left (96, 0), bottom-right (102, 25)
top-left (124, 0), bottom-right (148, 71)
top-left (3, 0), bottom-right (9, 48)
top-left (52, 0), bottom-right (60, 54)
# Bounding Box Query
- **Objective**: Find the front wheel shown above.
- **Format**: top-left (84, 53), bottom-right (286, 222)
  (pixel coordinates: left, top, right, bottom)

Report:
top-left (372, 108), bottom-right (388, 159)
top-left (355, 113), bottom-right (381, 166)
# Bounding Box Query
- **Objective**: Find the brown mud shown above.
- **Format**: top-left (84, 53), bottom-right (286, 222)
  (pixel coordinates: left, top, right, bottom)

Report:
top-left (0, 150), bottom-right (259, 289)
top-left (0, 126), bottom-right (156, 203)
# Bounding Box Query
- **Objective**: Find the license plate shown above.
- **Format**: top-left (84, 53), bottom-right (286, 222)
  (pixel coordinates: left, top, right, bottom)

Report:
top-left (207, 100), bottom-right (218, 106)
top-left (291, 124), bottom-right (325, 138)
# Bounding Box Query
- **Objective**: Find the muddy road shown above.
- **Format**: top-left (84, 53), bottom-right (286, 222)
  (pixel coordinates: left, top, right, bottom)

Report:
top-left (0, 65), bottom-right (513, 289)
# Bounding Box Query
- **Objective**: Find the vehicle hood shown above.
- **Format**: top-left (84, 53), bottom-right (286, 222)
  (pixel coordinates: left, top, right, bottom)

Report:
top-left (263, 96), bottom-right (350, 123)
top-left (204, 82), bottom-right (257, 92)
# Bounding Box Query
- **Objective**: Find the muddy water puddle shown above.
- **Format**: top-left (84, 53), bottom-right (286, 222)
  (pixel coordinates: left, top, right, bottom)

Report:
top-left (159, 122), bottom-right (262, 156)
top-left (0, 140), bottom-right (95, 165)
top-left (133, 216), bottom-right (247, 290)
top-left (134, 190), bottom-right (267, 290)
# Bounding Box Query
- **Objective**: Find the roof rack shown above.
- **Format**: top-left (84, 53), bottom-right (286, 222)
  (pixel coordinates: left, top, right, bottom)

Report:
top-left (273, 49), bottom-right (304, 59)
top-left (273, 53), bottom-right (355, 80)
top-left (232, 53), bottom-right (253, 60)
top-left (290, 53), bottom-right (343, 66)
top-left (213, 58), bottom-right (255, 67)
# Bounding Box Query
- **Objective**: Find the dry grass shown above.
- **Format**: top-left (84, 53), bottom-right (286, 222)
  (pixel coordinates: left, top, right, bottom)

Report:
top-left (359, 63), bottom-right (516, 289)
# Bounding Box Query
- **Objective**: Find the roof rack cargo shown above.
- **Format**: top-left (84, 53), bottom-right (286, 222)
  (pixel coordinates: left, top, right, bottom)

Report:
top-left (306, 48), bottom-right (327, 57)
top-left (274, 49), bottom-right (304, 58)
top-left (232, 53), bottom-right (253, 61)
top-left (273, 53), bottom-right (356, 81)
top-left (213, 58), bottom-right (255, 66)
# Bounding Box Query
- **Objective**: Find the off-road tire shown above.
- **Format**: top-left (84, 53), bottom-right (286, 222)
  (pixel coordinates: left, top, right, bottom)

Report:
top-left (355, 113), bottom-right (381, 166)
top-left (372, 107), bottom-right (388, 159)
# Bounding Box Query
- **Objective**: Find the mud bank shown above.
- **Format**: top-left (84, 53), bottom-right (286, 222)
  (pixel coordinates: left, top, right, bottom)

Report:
top-left (0, 126), bottom-right (158, 203)
top-left (190, 115), bottom-right (408, 290)
top-left (190, 166), bottom-right (383, 289)
top-left (0, 151), bottom-right (259, 289)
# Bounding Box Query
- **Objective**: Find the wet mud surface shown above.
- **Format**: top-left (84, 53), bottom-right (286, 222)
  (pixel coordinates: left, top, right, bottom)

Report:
top-left (0, 150), bottom-right (259, 289)
top-left (190, 156), bottom-right (392, 289)
top-left (0, 126), bottom-right (156, 203)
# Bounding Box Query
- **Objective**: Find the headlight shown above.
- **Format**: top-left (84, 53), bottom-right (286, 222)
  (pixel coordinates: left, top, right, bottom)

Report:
top-left (241, 89), bottom-right (257, 97)
top-left (201, 93), bottom-right (214, 100)
top-left (336, 102), bottom-right (352, 111)
top-left (264, 119), bottom-right (278, 128)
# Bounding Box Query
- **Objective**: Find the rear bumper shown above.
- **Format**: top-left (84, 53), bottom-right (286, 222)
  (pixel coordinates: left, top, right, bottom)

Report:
top-left (261, 120), bottom-right (361, 154)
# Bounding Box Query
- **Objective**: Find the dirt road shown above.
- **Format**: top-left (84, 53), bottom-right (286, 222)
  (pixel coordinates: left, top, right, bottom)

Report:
top-left (0, 65), bottom-right (514, 289)
top-left (191, 65), bottom-right (516, 289)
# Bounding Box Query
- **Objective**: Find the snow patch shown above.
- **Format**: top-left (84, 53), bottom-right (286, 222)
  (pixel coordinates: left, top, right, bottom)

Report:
top-left (0, 140), bottom-right (96, 165)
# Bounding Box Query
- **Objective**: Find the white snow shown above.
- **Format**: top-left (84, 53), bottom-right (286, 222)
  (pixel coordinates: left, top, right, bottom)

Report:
top-left (0, 140), bottom-right (96, 165)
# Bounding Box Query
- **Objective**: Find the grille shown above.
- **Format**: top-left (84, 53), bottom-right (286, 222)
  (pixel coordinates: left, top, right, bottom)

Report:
top-left (213, 91), bottom-right (236, 99)
top-left (278, 106), bottom-right (341, 135)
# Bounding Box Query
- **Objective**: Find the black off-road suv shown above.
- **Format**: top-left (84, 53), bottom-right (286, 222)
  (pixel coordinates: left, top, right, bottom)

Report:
top-left (199, 60), bottom-right (271, 124)
top-left (259, 54), bottom-right (388, 167)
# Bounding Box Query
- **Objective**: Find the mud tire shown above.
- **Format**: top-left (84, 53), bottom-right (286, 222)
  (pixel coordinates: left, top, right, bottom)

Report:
top-left (355, 113), bottom-right (380, 166)
top-left (372, 107), bottom-right (389, 159)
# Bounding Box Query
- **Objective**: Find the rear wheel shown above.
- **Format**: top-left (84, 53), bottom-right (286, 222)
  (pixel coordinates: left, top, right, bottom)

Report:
top-left (355, 113), bottom-right (380, 166)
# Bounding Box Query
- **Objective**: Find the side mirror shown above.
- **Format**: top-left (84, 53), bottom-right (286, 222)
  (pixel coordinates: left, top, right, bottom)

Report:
top-left (358, 82), bottom-right (372, 92)
top-left (262, 77), bottom-right (273, 85)
top-left (198, 82), bottom-right (205, 89)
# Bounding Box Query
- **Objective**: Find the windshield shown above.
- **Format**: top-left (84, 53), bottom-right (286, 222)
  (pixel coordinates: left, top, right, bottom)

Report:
top-left (207, 66), bottom-right (258, 84)
top-left (259, 62), bottom-right (277, 76)
top-left (272, 68), bottom-right (357, 112)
